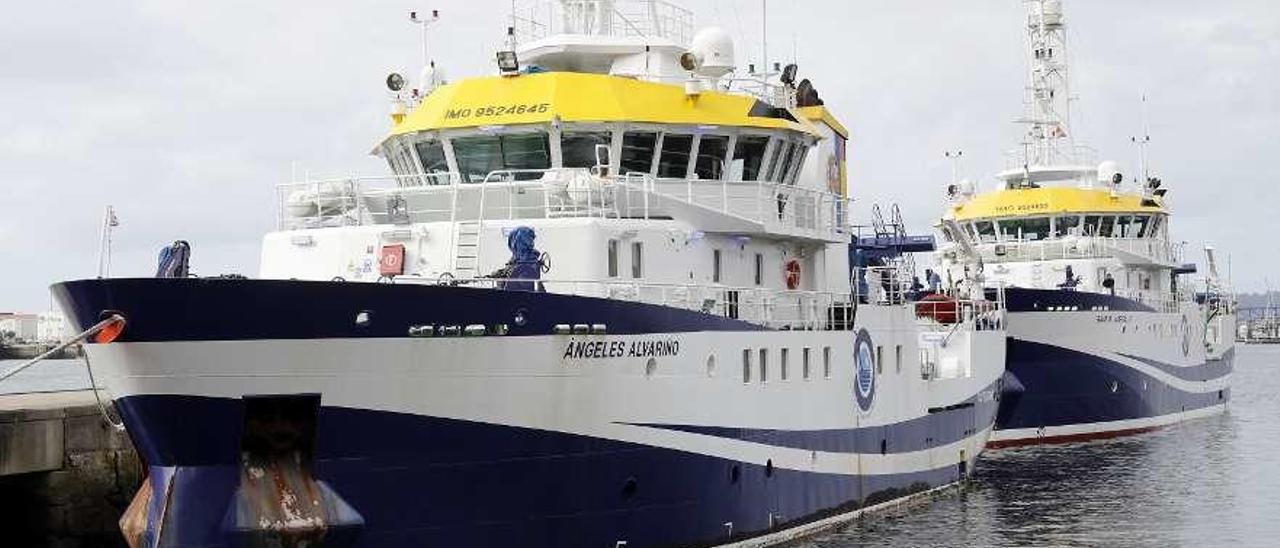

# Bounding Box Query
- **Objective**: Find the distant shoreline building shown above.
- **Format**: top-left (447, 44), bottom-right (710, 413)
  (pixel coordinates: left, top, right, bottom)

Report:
top-left (0, 311), bottom-right (68, 344)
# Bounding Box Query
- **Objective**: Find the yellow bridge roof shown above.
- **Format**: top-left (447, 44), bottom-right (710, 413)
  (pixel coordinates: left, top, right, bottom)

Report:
top-left (948, 187), bottom-right (1166, 221)
top-left (389, 72), bottom-right (820, 137)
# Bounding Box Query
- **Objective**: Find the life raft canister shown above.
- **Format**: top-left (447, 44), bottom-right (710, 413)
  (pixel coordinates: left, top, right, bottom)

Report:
top-left (915, 293), bottom-right (959, 324)
top-left (784, 259), bottom-right (802, 290)
top-left (379, 244), bottom-right (405, 276)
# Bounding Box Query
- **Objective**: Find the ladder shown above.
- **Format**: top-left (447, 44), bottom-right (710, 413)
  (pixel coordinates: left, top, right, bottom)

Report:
top-left (453, 221), bottom-right (483, 278)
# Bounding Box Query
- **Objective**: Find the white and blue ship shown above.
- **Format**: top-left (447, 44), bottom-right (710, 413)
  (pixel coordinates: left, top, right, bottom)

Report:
top-left (53, 1), bottom-right (1006, 546)
top-left (935, 0), bottom-right (1234, 448)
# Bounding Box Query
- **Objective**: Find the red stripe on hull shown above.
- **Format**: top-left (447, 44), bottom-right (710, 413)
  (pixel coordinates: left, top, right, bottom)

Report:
top-left (986, 424), bottom-right (1164, 450)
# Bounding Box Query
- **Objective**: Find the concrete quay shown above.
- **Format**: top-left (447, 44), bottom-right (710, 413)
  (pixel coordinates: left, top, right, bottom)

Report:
top-left (0, 390), bottom-right (141, 547)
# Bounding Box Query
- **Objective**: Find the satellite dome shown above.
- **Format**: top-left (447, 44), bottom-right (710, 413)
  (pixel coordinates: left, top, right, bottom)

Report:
top-left (688, 27), bottom-right (735, 78)
top-left (1097, 161), bottom-right (1121, 186)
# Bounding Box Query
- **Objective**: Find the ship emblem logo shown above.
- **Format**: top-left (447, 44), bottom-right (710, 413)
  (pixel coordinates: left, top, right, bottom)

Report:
top-left (854, 329), bottom-right (876, 412)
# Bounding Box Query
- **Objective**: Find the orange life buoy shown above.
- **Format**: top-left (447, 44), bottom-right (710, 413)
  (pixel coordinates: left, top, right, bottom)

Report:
top-left (784, 259), bottom-right (801, 290)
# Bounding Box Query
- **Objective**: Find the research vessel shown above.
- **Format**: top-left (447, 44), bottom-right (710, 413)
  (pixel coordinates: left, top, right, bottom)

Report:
top-left (935, 0), bottom-right (1234, 449)
top-left (55, 2), bottom-right (1005, 546)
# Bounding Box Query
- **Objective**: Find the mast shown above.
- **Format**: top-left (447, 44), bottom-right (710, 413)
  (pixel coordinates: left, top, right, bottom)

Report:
top-left (1018, 0), bottom-right (1075, 169)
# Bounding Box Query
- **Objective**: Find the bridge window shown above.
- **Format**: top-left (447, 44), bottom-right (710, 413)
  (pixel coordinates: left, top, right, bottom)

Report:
top-left (998, 217), bottom-right (1050, 241)
top-left (1097, 215), bottom-right (1116, 237)
top-left (452, 132), bottom-right (550, 182)
top-left (732, 135), bottom-right (769, 181)
top-left (1054, 215), bottom-right (1081, 238)
top-left (771, 142), bottom-right (798, 183)
top-left (694, 135), bottom-right (729, 180)
top-left (561, 131), bottom-right (611, 169)
top-left (1147, 216), bottom-right (1163, 238)
top-left (1132, 215), bottom-right (1151, 238)
top-left (414, 139), bottom-right (448, 179)
top-left (784, 147), bottom-right (808, 185)
top-left (620, 131), bottom-right (658, 175)
top-left (764, 140), bottom-right (787, 181)
top-left (974, 221), bottom-right (997, 243)
top-left (656, 134), bottom-right (693, 178)
top-left (1116, 215), bottom-right (1135, 238)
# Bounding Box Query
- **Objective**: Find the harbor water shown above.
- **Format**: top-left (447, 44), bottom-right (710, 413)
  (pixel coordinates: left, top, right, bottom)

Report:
top-left (808, 344), bottom-right (1280, 548)
top-left (2, 348), bottom-right (1275, 547)
top-left (0, 358), bottom-right (89, 395)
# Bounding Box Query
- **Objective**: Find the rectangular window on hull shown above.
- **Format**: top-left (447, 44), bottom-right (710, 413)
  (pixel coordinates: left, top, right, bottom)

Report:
top-left (631, 241), bottom-right (643, 278)
top-left (732, 135), bottom-right (769, 181)
top-left (620, 132), bottom-right (658, 175)
top-left (694, 135), bottom-right (729, 180)
top-left (823, 346), bottom-right (832, 378)
top-left (802, 347), bottom-right (811, 379)
top-left (781, 348), bottom-right (790, 380)
top-left (742, 349), bottom-right (752, 383)
top-left (607, 239), bottom-right (619, 277)
top-left (759, 348), bottom-right (768, 383)
top-left (754, 253), bottom-right (764, 285)
top-left (656, 134), bottom-right (693, 178)
top-left (452, 133), bottom-right (551, 182)
top-left (561, 132), bottom-right (612, 169)
top-left (713, 249), bottom-right (722, 283)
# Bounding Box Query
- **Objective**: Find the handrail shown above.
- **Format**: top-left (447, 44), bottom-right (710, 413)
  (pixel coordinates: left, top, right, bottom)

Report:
top-left (276, 170), bottom-right (852, 239)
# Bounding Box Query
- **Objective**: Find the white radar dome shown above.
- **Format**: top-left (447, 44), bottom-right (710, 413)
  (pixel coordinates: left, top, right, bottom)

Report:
top-left (688, 27), bottom-right (735, 78)
top-left (1097, 161), bottom-right (1122, 186)
top-left (419, 63), bottom-right (447, 95)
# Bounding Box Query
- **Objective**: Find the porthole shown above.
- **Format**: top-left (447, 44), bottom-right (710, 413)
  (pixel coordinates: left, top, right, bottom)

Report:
top-left (622, 477), bottom-right (638, 500)
top-left (354, 310), bottom-right (372, 326)
top-left (765, 459), bottom-right (774, 478)
top-left (645, 358), bottom-right (657, 378)
top-left (729, 464), bottom-right (741, 484)
top-left (706, 354), bottom-right (717, 377)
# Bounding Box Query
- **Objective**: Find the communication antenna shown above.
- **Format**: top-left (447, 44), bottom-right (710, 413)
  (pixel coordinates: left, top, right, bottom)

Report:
top-left (409, 9), bottom-right (441, 69)
top-left (760, 0), bottom-right (768, 77)
top-left (96, 206), bottom-right (119, 279)
top-left (945, 150), bottom-right (964, 184)
top-left (1131, 94), bottom-right (1152, 184)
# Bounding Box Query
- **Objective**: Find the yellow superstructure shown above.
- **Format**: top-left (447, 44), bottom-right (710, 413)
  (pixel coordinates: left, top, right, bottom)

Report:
top-left (949, 187), bottom-right (1165, 221)
top-left (390, 72), bottom-right (821, 136)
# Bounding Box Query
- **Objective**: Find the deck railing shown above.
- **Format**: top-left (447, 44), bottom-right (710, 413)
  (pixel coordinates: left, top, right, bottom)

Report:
top-left (387, 273), bottom-right (1004, 334)
top-left (276, 169), bottom-right (850, 240)
top-left (968, 236), bottom-right (1182, 266)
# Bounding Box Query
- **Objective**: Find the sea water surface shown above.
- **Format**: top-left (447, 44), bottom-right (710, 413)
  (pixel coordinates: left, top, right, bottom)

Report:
top-left (808, 344), bottom-right (1280, 548)
top-left (2, 348), bottom-right (1276, 547)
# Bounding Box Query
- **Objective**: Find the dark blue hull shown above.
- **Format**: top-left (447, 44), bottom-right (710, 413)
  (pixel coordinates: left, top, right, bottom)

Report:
top-left (119, 394), bottom-right (992, 548)
top-left (993, 288), bottom-right (1233, 447)
top-left (52, 278), bottom-right (1000, 547)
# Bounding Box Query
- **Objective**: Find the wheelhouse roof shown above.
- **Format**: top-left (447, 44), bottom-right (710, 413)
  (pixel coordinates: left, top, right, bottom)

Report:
top-left (948, 187), bottom-right (1166, 222)
top-left (385, 72), bottom-right (822, 140)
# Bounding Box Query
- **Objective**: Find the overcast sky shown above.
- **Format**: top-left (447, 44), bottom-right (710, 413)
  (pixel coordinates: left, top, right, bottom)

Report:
top-left (2, 1), bottom-right (1276, 311)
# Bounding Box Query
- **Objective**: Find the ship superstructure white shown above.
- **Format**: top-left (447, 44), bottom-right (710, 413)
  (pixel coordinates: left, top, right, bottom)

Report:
top-left (936, 0), bottom-right (1234, 448)
top-left (54, 2), bottom-right (1006, 547)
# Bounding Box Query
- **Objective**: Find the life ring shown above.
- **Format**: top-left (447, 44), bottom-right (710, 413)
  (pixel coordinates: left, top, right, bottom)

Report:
top-left (784, 259), bottom-right (801, 290)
